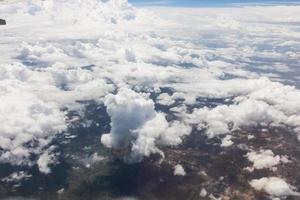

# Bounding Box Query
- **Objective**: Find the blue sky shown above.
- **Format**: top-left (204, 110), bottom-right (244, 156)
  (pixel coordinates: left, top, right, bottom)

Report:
top-left (129, 0), bottom-right (300, 7)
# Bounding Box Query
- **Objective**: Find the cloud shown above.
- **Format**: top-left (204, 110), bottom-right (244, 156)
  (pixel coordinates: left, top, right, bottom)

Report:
top-left (249, 177), bottom-right (300, 197)
top-left (173, 164), bottom-right (186, 176)
top-left (101, 88), bottom-right (157, 149)
top-left (0, 0), bottom-right (300, 174)
top-left (156, 93), bottom-right (175, 106)
top-left (245, 150), bottom-right (290, 171)
top-left (1, 171), bottom-right (32, 183)
top-left (185, 78), bottom-right (300, 139)
top-left (37, 146), bottom-right (59, 174)
top-left (199, 188), bottom-right (208, 197)
top-left (221, 135), bottom-right (233, 147)
top-left (101, 88), bottom-right (190, 162)
top-left (0, 80), bottom-right (66, 166)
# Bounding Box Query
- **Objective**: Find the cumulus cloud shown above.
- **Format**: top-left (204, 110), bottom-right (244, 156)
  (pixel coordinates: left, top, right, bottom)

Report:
top-left (249, 177), bottom-right (300, 197)
top-left (185, 78), bottom-right (300, 138)
top-left (37, 146), bottom-right (59, 174)
top-left (101, 88), bottom-right (190, 162)
top-left (246, 150), bottom-right (290, 171)
top-left (221, 135), bottom-right (234, 147)
top-left (101, 88), bottom-right (157, 149)
top-left (156, 93), bottom-right (175, 106)
top-left (199, 188), bottom-right (208, 197)
top-left (0, 84), bottom-right (66, 166)
top-left (173, 164), bottom-right (186, 176)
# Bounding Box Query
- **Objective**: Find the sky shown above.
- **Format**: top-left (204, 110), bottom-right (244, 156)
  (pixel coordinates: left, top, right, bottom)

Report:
top-left (129, 0), bottom-right (300, 7)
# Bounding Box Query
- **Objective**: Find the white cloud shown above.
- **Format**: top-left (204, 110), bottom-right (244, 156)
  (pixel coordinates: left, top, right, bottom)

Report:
top-left (101, 88), bottom-right (190, 162)
top-left (185, 78), bottom-right (300, 138)
top-left (1, 171), bottom-right (32, 183)
top-left (246, 150), bottom-right (290, 171)
top-left (249, 177), bottom-right (300, 197)
top-left (221, 135), bottom-right (234, 147)
top-left (173, 164), bottom-right (186, 176)
top-left (0, 81), bottom-right (66, 166)
top-left (37, 146), bottom-right (59, 174)
top-left (199, 188), bottom-right (207, 197)
top-left (156, 93), bottom-right (175, 106)
top-left (101, 88), bottom-right (157, 149)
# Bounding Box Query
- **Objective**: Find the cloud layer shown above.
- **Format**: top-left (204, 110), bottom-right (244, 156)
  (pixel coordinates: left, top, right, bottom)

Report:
top-left (0, 0), bottom-right (300, 182)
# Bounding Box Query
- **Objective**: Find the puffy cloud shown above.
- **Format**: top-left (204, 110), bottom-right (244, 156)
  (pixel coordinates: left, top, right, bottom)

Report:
top-left (185, 78), bottom-right (300, 138)
top-left (101, 88), bottom-right (191, 162)
top-left (246, 150), bottom-right (290, 171)
top-left (156, 93), bottom-right (175, 106)
top-left (37, 146), bottom-right (59, 174)
top-left (199, 188), bottom-right (208, 197)
top-left (101, 88), bottom-right (157, 149)
top-left (0, 0), bottom-right (143, 170)
top-left (12, 0), bottom-right (137, 25)
top-left (0, 85), bottom-right (66, 166)
top-left (249, 177), bottom-right (300, 197)
top-left (221, 135), bottom-right (233, 147)
top-left (173, 164), bottom-right (186, 176)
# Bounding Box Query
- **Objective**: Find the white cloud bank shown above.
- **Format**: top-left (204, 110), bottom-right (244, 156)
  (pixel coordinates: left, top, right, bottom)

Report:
top-left (0, 0), bottom-right (300, 174)
top-left (185, 78), bottom-right (300, 138)
top-left (0, 81), bottom-right (66, 167)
